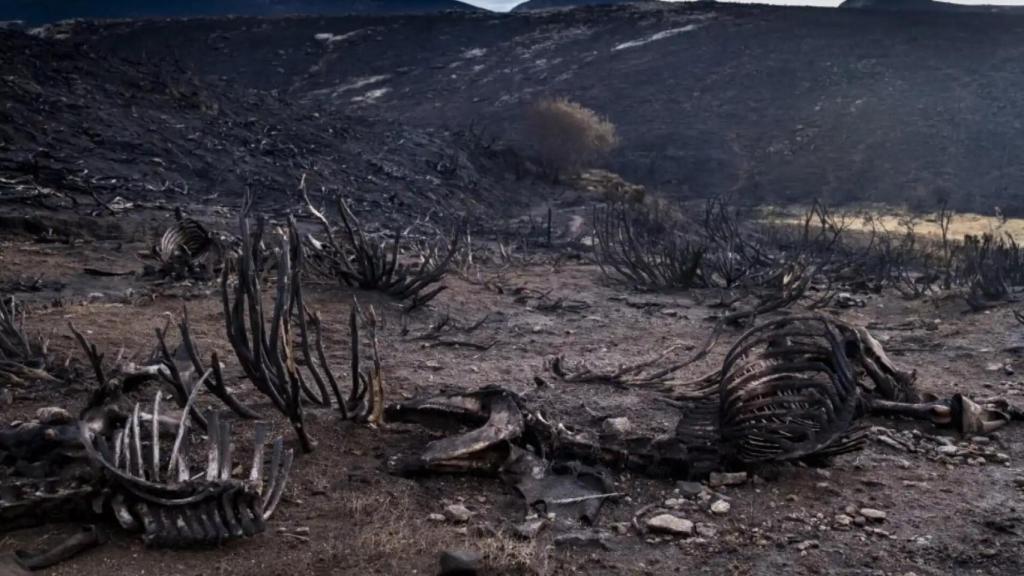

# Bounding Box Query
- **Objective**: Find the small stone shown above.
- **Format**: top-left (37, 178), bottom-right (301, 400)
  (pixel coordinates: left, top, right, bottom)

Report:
top-left (859, 508), bottom-right (887, 522)
top-left (439, 550), bottom-right (481, 576)
top-left (444, 504), bottom-right (473, 523)
top-left (428, 513), bottom-right (446, 522)
top-left (646, 514), bottom-right (694, 536)
top-left (664, 498), bottom-right (684, 509)
top-left (35, 406), bottom-right (73, 424)
top-left (986, 362), bottom-right (1004, 372)
top-left (676, 481), bottom-right (704, 498)
top-left (796, 539), bottom-right (819, 551)
top-left (708, 471), bottom-right (748, 488)
top-left (710, 500), bottom-right (731, 515)
top-left (993, 453), bottom-right (1011, 463)
top-left (601, 417), bottom-right (632, 437)
top-left (936, 445), bottom-right (959, 456)
top-left (513, 518), bottom-right (546, 540)
top-left (834, 514), bottom-right (853, 527)
top-left (425, 360), bottom-right (444, 371)
top-left (694, 523), bottom-right (718, 539)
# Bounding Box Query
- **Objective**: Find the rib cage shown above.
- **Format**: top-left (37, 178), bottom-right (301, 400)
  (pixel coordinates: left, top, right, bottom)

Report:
top-left (714, 316), bottom-right (865, 465)
top-left (79, 393), bottom-right (293, 547)
top-left (159, 218), bottom-right (213, 265)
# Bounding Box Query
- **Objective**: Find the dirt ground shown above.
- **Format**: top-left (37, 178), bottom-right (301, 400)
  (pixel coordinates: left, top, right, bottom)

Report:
top-left (2, 207), bottom-right (1024, 576)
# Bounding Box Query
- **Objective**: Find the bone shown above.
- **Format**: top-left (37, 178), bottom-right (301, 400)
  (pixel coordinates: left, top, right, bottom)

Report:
top-left (249, 422), bottom-right (268, 487)
top-left (205, 411), bottom-right (221, 482)
top-left (151, 392), bottom-right (162, 482)
top-left (167, 368), bottom-right (210, 479)
top-left (262, 439), bottom-right (293, 520)
top-left (221, 489), bottom-right (243, 539)
top-left (112, 429), bottom-right (124, 470)
top-left (130, 403), bottom-right (144, 478)
top-left (218, 418), bottom-right (232, 482)
top-left (110, 493), bottom-right (138, 531)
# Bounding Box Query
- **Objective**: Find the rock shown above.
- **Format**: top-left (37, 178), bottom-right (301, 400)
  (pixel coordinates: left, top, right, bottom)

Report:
top-left (986, 362), bottom-right (1004, 372)
top-left (859, 508), bottom-right (887, 522)
top-left (834, 514), bottom-right (854, 528)
top-left (439, 550), bottom-right (482, 576)
top-left (601, 417), bottom-right (632, 437)
top-left (444, 504), bottom-right (473, 523)
top-left (796, 539), bottom-right (819, 551)
top-left (646, 514), bottom-right (694, 536)
top-left (428, 513), bottom-right (446, 522)
top-left (35, 406), bottom-right (72, 424)
top-left (710, 500), bottom-right (731, 515)
top-left (694, 523), bottom-right (718, 538)
top-left (708, 471), bottom-right (748, 488)
top-left (513, 518), bottom-right (546, 539)
top-left (664, 498), bottom-right (684, 509)
top-left (936, 445), bottom-right (959, 456)
top-left (676, 481), bottom-right (704, 498)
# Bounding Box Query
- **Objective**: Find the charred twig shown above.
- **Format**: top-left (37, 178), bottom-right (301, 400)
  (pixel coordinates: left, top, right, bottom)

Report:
top-left (156, 308), bottom-right (259, 422)
top-left (549, 324), bottom-right (722, 388)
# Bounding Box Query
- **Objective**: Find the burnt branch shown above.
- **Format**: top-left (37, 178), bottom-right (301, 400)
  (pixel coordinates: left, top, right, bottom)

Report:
top-left (303, 190), bottom-right (459, 307)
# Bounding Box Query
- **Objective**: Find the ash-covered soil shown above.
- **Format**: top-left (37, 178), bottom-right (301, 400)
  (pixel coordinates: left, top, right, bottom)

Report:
top-left (44, 1), bottom-right (1024, 214)
top-left (1, 210), bottom-right (1023, 575)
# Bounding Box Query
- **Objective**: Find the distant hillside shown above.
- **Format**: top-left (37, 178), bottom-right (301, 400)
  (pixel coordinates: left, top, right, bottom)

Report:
top-left (512, 0), bottom-right (637, 12)
top-left (0, 0), bottom-right (480, 25)
top-left (839, 0), bottom-right (1024, 13)
top-left (7, 2), bottom-right (1024, 215)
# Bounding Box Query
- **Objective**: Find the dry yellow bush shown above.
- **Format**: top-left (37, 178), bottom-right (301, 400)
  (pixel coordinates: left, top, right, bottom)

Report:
top-left (524, 97), bottom-right (618, 180)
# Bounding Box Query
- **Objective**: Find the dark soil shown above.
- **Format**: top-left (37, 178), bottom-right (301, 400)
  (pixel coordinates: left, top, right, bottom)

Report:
top-left (1, 211), bottom-right (1024, 575)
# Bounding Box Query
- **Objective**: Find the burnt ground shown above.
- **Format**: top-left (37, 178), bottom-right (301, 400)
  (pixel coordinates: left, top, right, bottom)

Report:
top-left (3, 2), bottom-right (1024, 575)
top-left (2, 207), bottom-right (1024, 576)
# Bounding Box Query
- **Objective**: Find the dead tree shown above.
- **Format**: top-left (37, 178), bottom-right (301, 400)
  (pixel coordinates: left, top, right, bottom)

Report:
top-left (1, 295), bottom-right (54, 391)
top-left (221, 214), bottom-right (386, 452)
top-left (303, 191), bottom-right (459, 308)
top-left (593, 202), bottom-right (706, 290)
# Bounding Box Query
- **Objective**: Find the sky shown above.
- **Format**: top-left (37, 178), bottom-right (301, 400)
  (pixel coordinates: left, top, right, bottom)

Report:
top-left (463, 0), bottom-right (1024, 11)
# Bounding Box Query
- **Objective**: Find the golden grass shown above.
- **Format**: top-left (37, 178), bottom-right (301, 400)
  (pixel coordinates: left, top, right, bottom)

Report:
top-left (758, 204), bottom-right (1024, 242)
